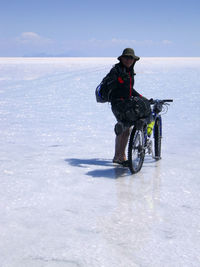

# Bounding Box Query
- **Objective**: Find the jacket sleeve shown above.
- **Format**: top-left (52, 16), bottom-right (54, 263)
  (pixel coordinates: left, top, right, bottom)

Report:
top-left (132, 88), bottom-right (142, 97)
top-left (132, 89), bottom-right (149, 104)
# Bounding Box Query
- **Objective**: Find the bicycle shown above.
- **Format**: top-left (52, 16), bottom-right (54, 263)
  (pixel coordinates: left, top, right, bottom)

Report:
top-left (128, 99), bottom-right (173, 174)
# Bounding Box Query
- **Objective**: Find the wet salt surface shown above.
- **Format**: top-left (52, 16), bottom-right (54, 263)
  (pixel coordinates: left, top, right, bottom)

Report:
top-left (0, 57), bottom-right (200, 267)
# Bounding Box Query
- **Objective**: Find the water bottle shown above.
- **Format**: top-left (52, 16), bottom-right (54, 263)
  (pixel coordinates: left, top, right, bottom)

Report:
top-left (147, 121), bottom-right (155, 137)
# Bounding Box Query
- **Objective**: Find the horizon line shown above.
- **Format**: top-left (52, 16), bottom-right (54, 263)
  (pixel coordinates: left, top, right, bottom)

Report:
top-left (1, 56), bottom-right (200, 58)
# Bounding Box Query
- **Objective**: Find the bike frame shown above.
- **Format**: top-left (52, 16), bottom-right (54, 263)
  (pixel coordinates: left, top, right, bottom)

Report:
top-left (143, 112), bottom-right (162, 145)
top-left (127, 99), bottom-right (173, 174)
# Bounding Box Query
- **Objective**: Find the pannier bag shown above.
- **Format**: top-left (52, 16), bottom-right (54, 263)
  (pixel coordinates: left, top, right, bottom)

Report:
top-left (112, 96), bottom-right (151, 123)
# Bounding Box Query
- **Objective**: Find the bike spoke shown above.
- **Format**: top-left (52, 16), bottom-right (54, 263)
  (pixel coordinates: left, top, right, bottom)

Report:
top-left (128, 129), bottom-right (145, 173)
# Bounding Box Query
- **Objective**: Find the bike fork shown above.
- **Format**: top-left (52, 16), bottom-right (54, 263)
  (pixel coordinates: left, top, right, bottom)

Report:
top-left (153, 115), bottom-right (162, 138)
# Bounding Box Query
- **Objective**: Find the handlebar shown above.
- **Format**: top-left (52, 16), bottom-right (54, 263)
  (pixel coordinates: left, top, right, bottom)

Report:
top-left (149, 99), bottom-right (173, 104)
top-left (162, 99), bottom-right (173, 102)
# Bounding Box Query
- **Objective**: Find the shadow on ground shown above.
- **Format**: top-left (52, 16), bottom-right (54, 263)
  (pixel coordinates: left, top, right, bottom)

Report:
top-left (64, 158), bottom-right (130, 179)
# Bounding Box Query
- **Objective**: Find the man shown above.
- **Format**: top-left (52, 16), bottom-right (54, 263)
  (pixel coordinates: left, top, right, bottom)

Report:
top-left (99, 48), bottom-right (150, 165)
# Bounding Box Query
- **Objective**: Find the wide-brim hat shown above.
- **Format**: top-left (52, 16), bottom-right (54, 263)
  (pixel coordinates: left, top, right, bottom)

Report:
top-left (118, 48), bottom-right (140, 61)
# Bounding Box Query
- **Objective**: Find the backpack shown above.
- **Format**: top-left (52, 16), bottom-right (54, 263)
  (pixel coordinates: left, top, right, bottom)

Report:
top-left (95, 71), bottom-right (116, 103)
top-left (95, 82), bottom-right (107, 103)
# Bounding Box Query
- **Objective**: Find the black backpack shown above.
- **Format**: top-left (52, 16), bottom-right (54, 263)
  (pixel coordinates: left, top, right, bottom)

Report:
top-left (95, 82), bottom-right (108, 103)
top-left (95, 70), bottom-right (117, 103)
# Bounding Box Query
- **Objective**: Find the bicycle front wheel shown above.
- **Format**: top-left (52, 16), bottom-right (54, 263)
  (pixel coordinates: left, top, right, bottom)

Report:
top-left (128, 127), bottom-right (145, 174)
top-left (154, 117), bottom-right (162, 160)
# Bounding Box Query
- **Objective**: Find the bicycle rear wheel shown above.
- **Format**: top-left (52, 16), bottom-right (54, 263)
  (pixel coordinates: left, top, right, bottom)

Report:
top-left (154, 117), bottom-right (162, 160)
top-left (128, 127), bottom-right (145, 174)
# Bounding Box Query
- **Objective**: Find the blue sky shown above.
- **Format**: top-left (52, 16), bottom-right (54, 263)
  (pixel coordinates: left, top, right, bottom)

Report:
top-left (0, 0), bottom-right (199, 56)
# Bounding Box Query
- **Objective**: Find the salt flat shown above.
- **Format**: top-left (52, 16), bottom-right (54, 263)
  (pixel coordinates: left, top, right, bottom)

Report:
top-left (0, 57), bottom-right (200, 267)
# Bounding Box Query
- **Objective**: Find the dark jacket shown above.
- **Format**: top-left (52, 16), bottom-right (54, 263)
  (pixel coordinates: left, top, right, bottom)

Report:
top-left (101, 62), bottom-right (141, 104)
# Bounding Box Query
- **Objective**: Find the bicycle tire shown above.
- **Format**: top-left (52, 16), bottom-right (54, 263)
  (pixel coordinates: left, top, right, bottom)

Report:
top-left (128, 127), bottom-right (145, 174)
top-left (154, 117), bottom-right (162, 160)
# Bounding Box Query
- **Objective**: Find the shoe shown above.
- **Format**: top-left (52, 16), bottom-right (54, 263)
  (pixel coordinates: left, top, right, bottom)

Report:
top-left (114, 122), bottom-right (124, 136)
top-left (121, 160), bottom-right (129, 167)
top-left (113, 159), bottom-right (129, 167)
top-left (153, 156), bottom-right (161, 160)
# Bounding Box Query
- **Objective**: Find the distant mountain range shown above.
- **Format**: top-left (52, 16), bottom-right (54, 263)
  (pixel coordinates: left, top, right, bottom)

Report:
top-left (23, 51), bottom-right (87, 57)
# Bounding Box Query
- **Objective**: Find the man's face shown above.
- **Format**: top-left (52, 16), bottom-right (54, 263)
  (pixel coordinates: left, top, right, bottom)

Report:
top-left (121, 56), bottom-right (135, 68)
